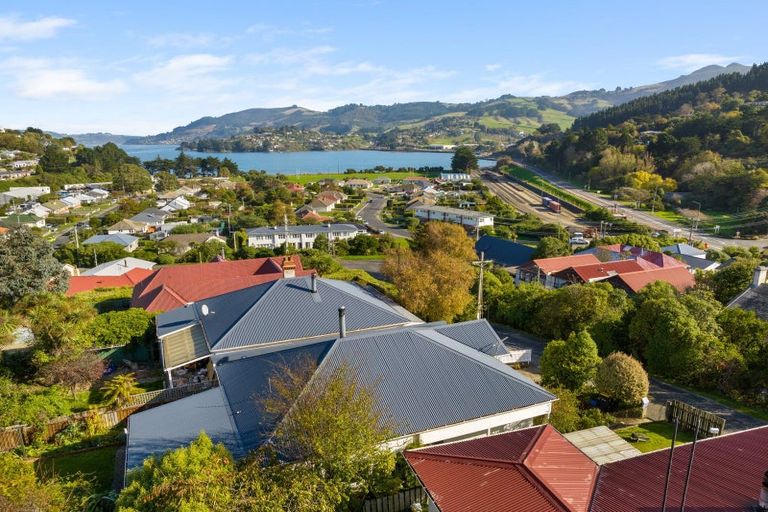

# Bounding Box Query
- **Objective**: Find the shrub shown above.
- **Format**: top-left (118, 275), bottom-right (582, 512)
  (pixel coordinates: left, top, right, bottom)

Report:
top-left (595, 352), bottom-right (649, 406)
top-left (540, 331), bottom-right (602, 391)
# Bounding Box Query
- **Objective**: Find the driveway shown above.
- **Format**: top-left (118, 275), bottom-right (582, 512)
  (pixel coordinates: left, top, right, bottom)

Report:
top-left (357, 193), bottom-right (412, 239)
top-left (490, 323), bottom-right (766, 433)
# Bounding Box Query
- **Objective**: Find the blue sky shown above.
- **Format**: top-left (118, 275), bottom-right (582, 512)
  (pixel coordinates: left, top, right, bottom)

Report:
top-left (1, 0), bottom-right (766, 135)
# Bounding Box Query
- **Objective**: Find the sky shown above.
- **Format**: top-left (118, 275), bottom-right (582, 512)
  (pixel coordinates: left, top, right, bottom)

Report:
top-left (1, 0), bottom-right (767, 135)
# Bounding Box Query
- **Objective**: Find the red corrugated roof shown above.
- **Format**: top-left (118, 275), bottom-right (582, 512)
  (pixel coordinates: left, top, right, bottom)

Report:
top-left (131, 256), bottom-right (313, 312)
top-left (67, 268), bottom-right (154, 296)
top-left (591, 425), bottom-right (768, 512)
top-left (555, 260), bottom-right (649, 283)
top-left (404, 425), bottom-right (597, 512)
top-left (533, 254), bottom-right (601, 274)
top-left (609, 266), bottom-right (695, 293)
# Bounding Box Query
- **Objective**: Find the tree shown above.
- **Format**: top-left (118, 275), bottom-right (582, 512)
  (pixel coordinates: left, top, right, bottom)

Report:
top-left (546, 386), bottom-right (582, 433)
top-left (413, 222), bottom-right (477, 261)
top-left (85, 308), bottom-right (154, 347)
top-left (113, 164), bottom-right (152, 193)
top-left (0, 227), bottom-right (69, 307)
top-left (595, 352), bottom-right (649, 406)
top-left (699, 257), bottom-right (760, 303)
top-left (116, 432), bottom-right (236, 512)
top-left (154, 171), bottom-right (179, 192)
top-left (19, 293), bottom-right (96, 356)
top-left (38, 351), bottom-right (105, 395)
top-left (383, 247), bottom-right (475, 322)
top-left (540, 331), bottom-right (602, 391)
top-left (39, 144), bottom-right (70, 173)
top-left (451, 146), bottom-right (478, 172)
top-left (178, 240), bottom-right (233, 263)
top-left (533, 236), bottom-right (571, 259)
top-left (100, 373), bottom-right (141, 407)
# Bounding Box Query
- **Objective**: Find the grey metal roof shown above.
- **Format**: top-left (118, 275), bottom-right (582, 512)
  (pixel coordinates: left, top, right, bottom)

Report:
top-left (156, 305), bottom-right (197, 337)
top-left (678, 253), bottom-right (720, 270)
top-left (125, 386), bottom-right (241, 470)
top-left (82, 233), bottom-right (138, 246)
top-left (129, 208), bottom-right (168, 224)
top-left (195, 277), bottom-right (411, 351)
top-left (475, 235), bottom-right (535, 267)
top-left (246, 224), bottom-right (360, 235)
top-left (408, 204), bottom-right (494, 219)
top-left (662, 243), bottom-right (707, 257)
top-left (434, 319), bottom-right (509, 357)
top-left (315, 326), bottom-right (554, 437)
top-left (728, 284), bottom-right (768, 320)
top-left (214, 340), bottom-right (334, 453)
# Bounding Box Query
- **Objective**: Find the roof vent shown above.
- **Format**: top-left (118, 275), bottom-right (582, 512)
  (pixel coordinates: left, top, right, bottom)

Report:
top-left (311, 273), bottom-right (317, 293)
top-left (338, 306), bottom-right (347, 338)
top-left (201, 304), bottom-right (209, 316)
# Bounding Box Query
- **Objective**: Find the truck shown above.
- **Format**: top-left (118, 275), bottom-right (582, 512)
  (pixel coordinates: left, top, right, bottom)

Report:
top-left (547, 200), bottom-right (561, 213)
top-left (541, 196), bottom-right (552, 207)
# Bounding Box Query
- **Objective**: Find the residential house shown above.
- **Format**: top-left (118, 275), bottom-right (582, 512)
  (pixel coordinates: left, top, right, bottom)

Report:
top-left (67, 268), bottom-right (155, 296)
top-left (606, 266), bottom-right (695, 293)
top-left (677, 253), bottom-right (721, 272)
top-left (0, 186), bottom-right (50, 205)
top-left (405, 424), bottom-right (768, 512)
top-left (157, 186), bottom-right (200, 200)
top-left (344, 178), bottom-right (372, 189)
top-left (131, 255), bottom-right (313, 312)
top-left (8, 159), bottom-right (38, 169)
top-left (83, 233), bottom-right (140, 252)
top-left (40, 199), bottom-right (70, 215)
top-left (129, 208), bottom-right (170, 231)
top-left (247, 223), bottom-right (363, 250)
top-left (0, 168), bottom-right (34, 180)
top-left (107, 219), bottom-right (147, 235)
top-left (160, 196), bottom-right (192, 212)
top-left (727, 266), bottom-right (768, 320)
top-left (286, 182), bottom-right (305, 194)
top-left (24, 203), bottom-right (51, 219)
top-left (516, 254), bottom-right (602, 287)
top-left (662, 242), bottom-right (707, 259)
top-left (440, 172), bottom-right (471, 182)
top-left (0, 214), bottom-right (45, 228)
top-left (373, 177), bottom-right (391, 186)
top-left (309, 196), bottom-right (337, 213)
top-left (60, 195), bottom-right (81, 209)
top-left (80, 257), bottom-right (156, 276)
top-left (126, 288), bottom-right (554, 469)
top-left (552, 259), bottom-right (657, 286)
top-left (475, 235), bottom-right (535, 271)
top-left (409, 204), bottom-right (494, 229)
top-left (86, 188), bottom-right (110, 201)
top-left (299, 210), bottom-right (331, 223)
top-left (162, 233), bottom-right (226, 256)
top-left (402, 176), bottom-right (432, 188)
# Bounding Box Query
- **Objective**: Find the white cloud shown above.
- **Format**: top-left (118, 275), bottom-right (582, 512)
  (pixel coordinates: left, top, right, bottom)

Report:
top-left (246, 23), bottom-right (332, 42)
top-left (0, 15), bottom-right (75, 41)
top-left (1, 57), bottom-right (126, 99)
top-left (133, 54), bottom-right (233, 96)
top-left (657, 53), bottom-right (745, 72)
top-left (485, 63), bottom-right (501, 72)
top-left (146, 32), bottom-right (223, 49)
top-left (247, 46), bottom-right (336, 65)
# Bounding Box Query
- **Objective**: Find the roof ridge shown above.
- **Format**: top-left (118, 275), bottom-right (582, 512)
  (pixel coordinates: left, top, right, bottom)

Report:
top-left (207, 280), bottom-right (280, 350)
top-left (319, 277), bottom-right (406, 319)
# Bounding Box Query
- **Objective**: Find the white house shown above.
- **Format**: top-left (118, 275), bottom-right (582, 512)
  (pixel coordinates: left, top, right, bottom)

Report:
top-left (160, 196), bottom-right (192, 212)
top-left (247, 224), bottom-right (364, 250)
top-left (8, 160), bottom-right (38, 169)
top-left (343, 178), bottom-right (373, 189)
top-left (409, 204), bottom-right (494, 229)
top-left (440, 172), bottom-right (472, 182)
top-left (0, 186), bottom-right (51, 205)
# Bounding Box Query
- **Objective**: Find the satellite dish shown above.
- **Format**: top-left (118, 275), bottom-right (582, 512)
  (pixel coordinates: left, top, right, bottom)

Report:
top-left (201, 304), bottom-right (209, 316)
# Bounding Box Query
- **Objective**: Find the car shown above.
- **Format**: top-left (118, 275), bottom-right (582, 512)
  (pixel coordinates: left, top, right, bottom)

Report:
top-left (569, 237), bottom-right (589, 246)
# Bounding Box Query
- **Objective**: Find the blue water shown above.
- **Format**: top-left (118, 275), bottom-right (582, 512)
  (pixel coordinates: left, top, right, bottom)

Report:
top-left (121, 144), bottom-right (494, 174)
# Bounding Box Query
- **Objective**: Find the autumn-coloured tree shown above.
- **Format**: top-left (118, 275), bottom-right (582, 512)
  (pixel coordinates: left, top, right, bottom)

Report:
top-left (412, 222), bottom-right (477, 261)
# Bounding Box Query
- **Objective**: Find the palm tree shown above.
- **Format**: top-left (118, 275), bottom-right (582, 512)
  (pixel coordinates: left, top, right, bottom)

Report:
top-left (100, 373), bottom-right (140, 408)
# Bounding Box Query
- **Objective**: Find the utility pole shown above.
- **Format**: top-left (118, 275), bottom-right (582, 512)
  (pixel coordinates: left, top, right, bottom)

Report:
top-left (688, 201), bottom-right (701, 243)
top-left (473, 251), bottom-right (487, 320)
top-left (73, 224), bottom-right (79, 249)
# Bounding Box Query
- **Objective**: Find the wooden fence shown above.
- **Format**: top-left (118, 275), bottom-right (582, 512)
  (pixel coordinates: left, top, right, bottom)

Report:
top-left (363, 488), bottom-right (427, 512)
top-left (0, 381), bottom-right (215, 452)
top-left (666, 399), bottom-right (726, 438)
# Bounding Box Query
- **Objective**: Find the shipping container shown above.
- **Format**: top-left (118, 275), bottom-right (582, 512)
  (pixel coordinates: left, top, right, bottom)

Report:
top-left (548, 201), bottom-right (561, 213)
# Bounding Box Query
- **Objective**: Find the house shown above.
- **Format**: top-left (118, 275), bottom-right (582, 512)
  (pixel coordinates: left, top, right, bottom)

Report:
top-left (440, 172), bottom-right (471, 182)
top-left (247, 224), bottom-right (363, 250)
top-left (82, 233), bottom-right (140, 252)
top-left (475, 235), bottom-right (535, 270)
top-left (286, 182), bottom-right (305, 193)
top-left (60, 195), bottom-right (82, 209)
top-left (516, 254), bottom-right (601, 287)
top-left (308, 196), bottom-right (337, 212)
top-left (552, 259), bottom-right (656, 286)
top-left (409, 204), bottom-right (494, 229)
top-left (8, 159), bottom-right (38, 169)
top-left (344, 178), bottom-right (372, 189)
top-left (299, 210), bottom-right (331, 223)
top-left (606, 266), bottom-right (695, 294)
top-left (662, 242), bottom-right (707, 259)
top-left (67, 268), bottom-right (155, 296)
top-left (373, 177), bottom-right (391, 185)
top-left (678, 253), bottom-right (720, 272)
top-left (107, 219), bottom-right (147, 235)
top-left (0, 214), bottom-right (45, 228)
top-left (588, 244), bottom-right (689, 269)
top-left (127, 302), bottom-right (555, 470)
top-left (80, 257), bottom-right (156, 276)
top-left (129, 208), bottom-right (170, 230)
top-left (0, 186), bottom-right (50, 205)
top-left (727, 266), bottom-right (768, 320)
top-left (86, 188), bottom-right (110, 201)
top-left (160, 196), bottom-right (191, 212)
top-left (157, 186), bottom-right (200, 200)
top-left (402, 176), bottom-right (432, 188)
top-left (41, 200), bottom-right (70, 215)
top-left (162, 233), bottom-right (226, 256)
top-left (0, 168), bottom-right (34, 180)
top-left (131, 255), bottom-right (313, 312)
top-left (24, 203), bottom-right (51, 219)
top-left (405, 424), bottom-right (768, 512)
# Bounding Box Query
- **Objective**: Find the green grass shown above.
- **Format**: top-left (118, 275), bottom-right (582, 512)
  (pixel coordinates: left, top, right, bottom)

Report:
top-left (37, 446), bottom-right (118, 492)
top-left (326, 268), bottom-right (396, 297)
top-left (503, 165), bottom-right (595, 211)
top-left (478, 115), bottom-right (516, 129)
top-left (614, 422), bottom-right (695, 453)
top-left (283, 170), bottom-right (438, 185)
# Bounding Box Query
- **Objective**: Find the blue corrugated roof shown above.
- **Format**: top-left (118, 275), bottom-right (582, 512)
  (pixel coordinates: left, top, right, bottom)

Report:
top-left (125, 386), bottom-right (241, 470)
top-left (156, 305), bottom-right (197, 337)
top-left (475, 235), bottom-right (535, 267)
top-left (434, 319), bottom-right (508, 357)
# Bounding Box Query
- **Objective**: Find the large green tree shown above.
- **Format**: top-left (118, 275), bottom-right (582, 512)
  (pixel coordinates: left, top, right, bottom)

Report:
top-left (451, 146), bottom-right (478, 172)
top-left (113, 164), bottom-right (153, 193)
top-left (533, 236), bottom-right (571, 259)
top-left (595, 352), bottom-right (649, 406)
top-left (540, 331), bottom-right (602, 391)
top-left (0, 227), bottom-right (69, 307)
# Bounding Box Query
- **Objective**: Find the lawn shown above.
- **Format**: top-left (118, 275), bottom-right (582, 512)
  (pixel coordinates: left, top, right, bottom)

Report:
top-left (614, 422), bottom-right (695, 453)
top-left (503, 165), bottom-right (595, 211)
top-left (37, 445), bottom-right (118, 492)
top-left (283, 170), bottom-right (438, 185)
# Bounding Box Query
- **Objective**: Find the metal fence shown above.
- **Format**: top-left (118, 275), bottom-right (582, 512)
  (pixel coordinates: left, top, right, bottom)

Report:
top-left (666, 399), bottom-right (726, 437)
top-left (363, 488), bottom-right (427, 512)
top-left (0, 381), bottom-right (215, 452)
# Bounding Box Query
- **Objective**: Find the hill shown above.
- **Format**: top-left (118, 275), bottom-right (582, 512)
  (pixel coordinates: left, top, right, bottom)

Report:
top-left (46, 132), bottom-right (138, 146)
top-left (127, 65), bottom-right (751, 150)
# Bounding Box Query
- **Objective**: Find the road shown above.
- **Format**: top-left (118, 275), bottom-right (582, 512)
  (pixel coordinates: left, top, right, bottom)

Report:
top-left (508, 159), bottom-right (766, 249)
top-left (491, 323), bottom-right (766, 433)
top-left (357, 193), bottom-right (412, 238)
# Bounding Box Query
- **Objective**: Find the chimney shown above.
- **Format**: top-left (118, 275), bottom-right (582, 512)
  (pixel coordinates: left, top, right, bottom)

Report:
top-left (753, 266), bottom-right (768, 288)
top-left (311, 272), bottom-right (317, 293)
top-left (338, 306), bottom-right (346, 338)
top-left (760, 469), bottom-right (768, 509)
top-left (282, 255), bottom-right (296, 278)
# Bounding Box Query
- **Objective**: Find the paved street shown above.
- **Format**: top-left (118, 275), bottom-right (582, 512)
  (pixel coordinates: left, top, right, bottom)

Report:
top-left (338, 258), bottom-right (386, 281)
top-left (491, 323), bottom-right (766, 433)
top-left (357, 193), bottom-right (412, 238)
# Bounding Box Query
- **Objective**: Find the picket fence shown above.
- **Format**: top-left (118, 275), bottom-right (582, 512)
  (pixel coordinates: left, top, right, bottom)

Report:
top-left (666, 399), bottom-right (726, 437)
top-left (0, 381), bottom-right (215, 451)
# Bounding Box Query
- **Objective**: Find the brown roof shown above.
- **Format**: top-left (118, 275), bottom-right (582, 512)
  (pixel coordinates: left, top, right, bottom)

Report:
top-left (607, 266), bottom-right (695, 293)
top-left (553, 260), bottom-right (650, 284)
top-left (531, 254), bottom-right (602, 275)
top-left (131, 256), bottom-right (313, 312)
top-left (404, 425), bottom-right (598, 512)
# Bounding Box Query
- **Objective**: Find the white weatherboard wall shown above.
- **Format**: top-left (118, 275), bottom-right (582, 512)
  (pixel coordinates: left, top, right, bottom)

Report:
top-left (385, 401), bottom-right (553, 450)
